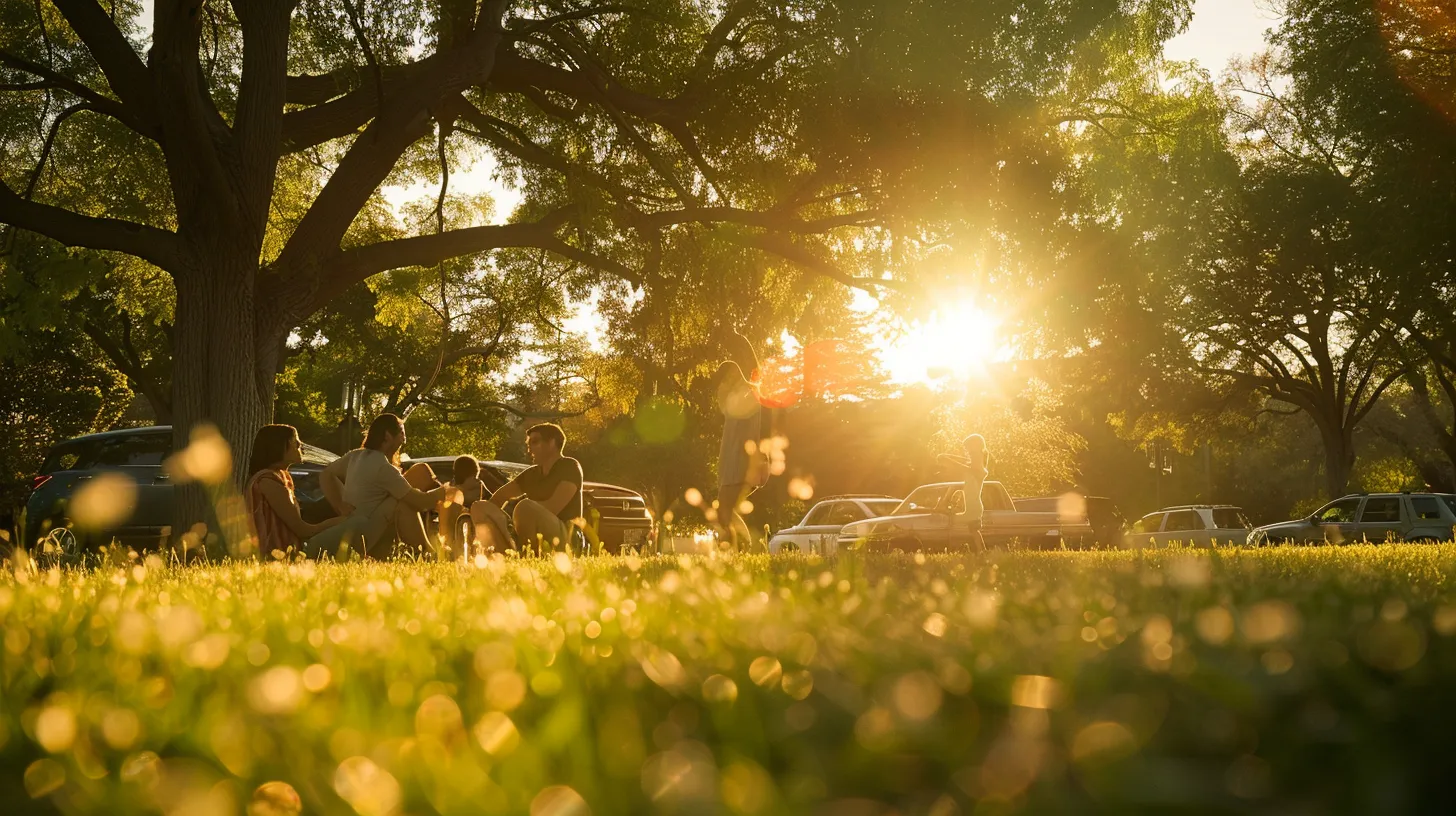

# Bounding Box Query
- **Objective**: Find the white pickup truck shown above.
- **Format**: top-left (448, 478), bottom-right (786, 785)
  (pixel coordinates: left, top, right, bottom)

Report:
top-left (837, 480), bottom-right (1095, 551)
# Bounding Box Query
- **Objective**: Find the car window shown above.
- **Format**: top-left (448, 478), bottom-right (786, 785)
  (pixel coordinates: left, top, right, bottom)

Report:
top-left (948, 490), bottom-right (965, 514)
top-left (92, 433), bottom-right (171, 467)
top-left (1411, 496), bottom-right (1444, 521)
top-left (1211, 508), bottom-right (1250, 529)
top-left (1164, 510), bottom-right (1203, 532)
top-left (1086, 499), bottom-right (1124, 526)
top-left (863, 500), bottom-right (900, 518)
top-left (803, 503), bottom-right (833, 526)
top-left (825, 503), bottom-right (864, 526)
top-left (1316, 498), bottom-right (1362, 523)
top-left (982, 486), bottom-right (1014, 512)
top-left (1359, 497), bottom-right (1401, 523)
top-left (895, 485), bottom-right (950, 514)
top-left (41, 441), bottom-right (93, 473)
top-left (1441, 496), bottom-right (1456, 518)
top-left (1132, 513), bottom-right (1165, 534)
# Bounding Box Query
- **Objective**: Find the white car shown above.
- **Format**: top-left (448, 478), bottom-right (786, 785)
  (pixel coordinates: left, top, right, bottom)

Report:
top-left (1126, 505), bottom-right (1252, 548)
top-left (769, 495), bottom-right (903, 555)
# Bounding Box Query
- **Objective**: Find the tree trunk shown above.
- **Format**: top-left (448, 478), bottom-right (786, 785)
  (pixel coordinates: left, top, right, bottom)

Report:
top-left (1318, 420), bottom-right (1356, 499)
top-left (169, 258), bottom-right (275, 558)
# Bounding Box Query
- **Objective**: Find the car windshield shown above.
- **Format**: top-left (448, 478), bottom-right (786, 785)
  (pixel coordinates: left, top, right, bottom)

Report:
top-left (299, 444), bottom-right (337, 465)
top-left (1211, 508), bottom-right (1251, 529)
top-left (485, 462), bottom-right (530, 480)
top-left (893, 485), bottom-right (953, 515)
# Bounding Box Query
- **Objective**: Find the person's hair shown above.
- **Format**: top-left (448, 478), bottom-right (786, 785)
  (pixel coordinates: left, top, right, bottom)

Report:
top-left (248, 424), bottom-right (298, 477)
top-left (453, 455), bottom-right (480, 484)
top-left (526, 422), bottom-right (566, 452)
top-left (362, 414), bottom-right (404, 451)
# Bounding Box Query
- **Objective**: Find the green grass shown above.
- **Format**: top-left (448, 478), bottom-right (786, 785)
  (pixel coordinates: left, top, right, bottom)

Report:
top-left (4, 546), bottom-right (1456, 814)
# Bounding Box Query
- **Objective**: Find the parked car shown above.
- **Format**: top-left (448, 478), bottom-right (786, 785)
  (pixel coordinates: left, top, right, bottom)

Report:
top-left (1126, 505), bottom-right (1251, 548)
top-left (1013, 494), bottom-right (1126, 548)
top-left (21, 426), bottom-right (339, 559)
top-left (837, 481), bottom-right (1095, 552)
top-left (768, 495), bottom-right (903, 555)
top-left (1249, 493), bottom-right (1456, 545)
top-left (404, 456), bottom-right (653, 554)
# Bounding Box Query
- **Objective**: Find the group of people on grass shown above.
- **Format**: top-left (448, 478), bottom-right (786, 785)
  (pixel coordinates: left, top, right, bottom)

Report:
top-left (245, 414), bottom-right (584, 559)
top-left (242, 329), bottom-right (990, 559)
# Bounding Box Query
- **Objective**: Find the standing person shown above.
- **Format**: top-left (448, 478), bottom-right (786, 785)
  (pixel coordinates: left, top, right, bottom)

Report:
top-left (938, 433), bottom-right (990, 553)
top-left (309, 413), bottom-right (458, 558)
top-left (470, 423), bottom-right (584, 555)
top-left (716, 359), bottom-right (766, 549)
top-left (246, 425), bottom-right (343, 555)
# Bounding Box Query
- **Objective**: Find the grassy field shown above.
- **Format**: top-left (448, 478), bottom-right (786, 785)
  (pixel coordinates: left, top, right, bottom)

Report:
top-left (4, 546), bottom-right (1456, 814)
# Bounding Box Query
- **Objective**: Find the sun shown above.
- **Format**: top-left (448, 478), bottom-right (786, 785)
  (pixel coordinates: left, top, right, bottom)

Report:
top-left (873, 301), bottom-right (1009, 386)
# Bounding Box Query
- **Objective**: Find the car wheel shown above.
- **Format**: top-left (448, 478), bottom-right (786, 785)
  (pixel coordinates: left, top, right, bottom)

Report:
top-left (889, 535), bottom-right (922, 552)
top-left (38, 525), bottom-right (82, 567)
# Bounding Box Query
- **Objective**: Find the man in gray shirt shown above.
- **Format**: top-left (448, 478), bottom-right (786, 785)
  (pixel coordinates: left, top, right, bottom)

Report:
top-left (310, 414), bottom-right (458, 557)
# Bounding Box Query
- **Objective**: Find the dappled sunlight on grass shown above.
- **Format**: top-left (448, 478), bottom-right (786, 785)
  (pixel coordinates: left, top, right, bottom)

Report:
top-left (4, 547), bottom-right (1456, 811)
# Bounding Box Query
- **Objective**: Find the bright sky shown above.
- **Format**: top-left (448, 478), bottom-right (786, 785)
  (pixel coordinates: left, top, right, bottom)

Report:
top-left (1164, 0), bottom-right (1281, 72)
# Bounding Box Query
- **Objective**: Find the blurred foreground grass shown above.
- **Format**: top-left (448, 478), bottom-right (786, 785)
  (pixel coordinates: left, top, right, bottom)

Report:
top-left (4, 546), bottom-right (1456, 814)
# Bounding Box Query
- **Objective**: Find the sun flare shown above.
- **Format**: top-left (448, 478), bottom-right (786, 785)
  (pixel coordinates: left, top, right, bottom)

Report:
top-left (874, 301), bottom-right (1009, 386)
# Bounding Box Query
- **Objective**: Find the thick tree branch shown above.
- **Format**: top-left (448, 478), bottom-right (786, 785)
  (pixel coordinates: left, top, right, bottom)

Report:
top-left (724, 230), bottom-right (910, 294)
top-left (308, 206), bottom-right (576, 310)
top-left (278, 4), bottom-right (511, 275)
top-left (49, 0), bottom-right (155, 119)
top-left (634, 206), bottom-right (878, 232)
top-left (233, 2), bottom-right (293, 237)
top-left (0, 179), bottom-right (182, 269)
top-left (0, 48), bottom-right (151, 135)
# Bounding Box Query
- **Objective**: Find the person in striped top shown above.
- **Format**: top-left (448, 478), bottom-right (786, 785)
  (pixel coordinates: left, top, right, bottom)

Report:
top-left (247, 425), bottom-right (342, 555)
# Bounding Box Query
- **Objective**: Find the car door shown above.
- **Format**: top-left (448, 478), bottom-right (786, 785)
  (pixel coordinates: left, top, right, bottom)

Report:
top-left (1354, 496), bottom-right (1402, 543)
top-left (1159, 510), bottom-right (1205, 547)
top-left (1312, 497), bottom-right (1363, 543)
top-left (1209, 507), bottom-right (1252, 547)
top-left (818, 502), bottom-right (871, 555)
top-left (89, 432), bottom-right (174, 532)
top-left (779, 502), bottom-right (835, 552)
top-left (1128, 513), bottom-right (1167, 547)
top-left (1407, 496), bottom-right (1451, 541)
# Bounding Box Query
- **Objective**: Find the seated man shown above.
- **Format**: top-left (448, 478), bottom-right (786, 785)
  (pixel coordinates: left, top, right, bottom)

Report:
top-left (470, 423), bottom-right (584, 555)
top-left (309, 413), bottom-right (458, 558)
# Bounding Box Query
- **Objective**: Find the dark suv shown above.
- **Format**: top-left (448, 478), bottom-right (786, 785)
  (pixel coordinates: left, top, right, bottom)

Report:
top-left (22, 426), bottom-right (338, 557)
top-left (405, 456), bottom-right (654, 554)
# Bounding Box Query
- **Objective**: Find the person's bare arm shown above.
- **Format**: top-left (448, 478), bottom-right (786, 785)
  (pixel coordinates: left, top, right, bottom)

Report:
top-left (490, 479), bottom-right (525, 506)
top-left (320, 458), bottom-right (354, 515)
top-left (398, 484), bottom-right (459, 512)
top-left (937, 453), bottom-right (971, 468)
top-left (539, 482), bottom-right (577, 517)
top-left (256, 478), bottom-right (341, 537)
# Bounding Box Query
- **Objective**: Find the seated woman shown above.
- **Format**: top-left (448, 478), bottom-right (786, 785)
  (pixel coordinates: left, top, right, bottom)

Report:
top-left (246, 425), bottom-right (343, 556)
top-left (440, 455), bottom-right (486, 557)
